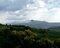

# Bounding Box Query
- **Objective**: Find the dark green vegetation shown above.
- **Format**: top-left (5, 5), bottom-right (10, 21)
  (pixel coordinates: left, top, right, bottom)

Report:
top-left (0, 24), bottom-right (60, 48)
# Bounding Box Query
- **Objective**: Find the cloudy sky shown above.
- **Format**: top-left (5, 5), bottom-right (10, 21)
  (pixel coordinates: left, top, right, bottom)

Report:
top-left (0, 0), bottom-right (60, 24)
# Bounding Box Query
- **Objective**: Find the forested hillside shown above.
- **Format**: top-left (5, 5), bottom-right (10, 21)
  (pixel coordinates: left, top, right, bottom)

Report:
top-left (0, 24), bottom-right (60, 48)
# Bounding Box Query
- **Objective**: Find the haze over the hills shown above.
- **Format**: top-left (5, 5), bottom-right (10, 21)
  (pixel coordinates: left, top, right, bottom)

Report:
top-left (0, 0), bottom-right (60, 24)
top-left (8, 20), bottom-right (60, 29)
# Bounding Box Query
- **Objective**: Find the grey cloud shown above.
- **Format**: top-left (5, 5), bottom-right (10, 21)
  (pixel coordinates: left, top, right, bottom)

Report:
top-left (7, 16), bottom-right (23, 20)
top-left (0, 0), bottom-right (30, 11)
top-left (0, 0), bottom-right (60, 24)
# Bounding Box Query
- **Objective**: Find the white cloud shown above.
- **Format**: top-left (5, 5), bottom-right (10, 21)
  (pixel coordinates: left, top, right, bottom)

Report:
top-left (0, 12), bottom-right (8, 24)
top-left (18, 0), bottom-right (48, 21)
top-left (0, 0), bottom-right (60, 24)
top-left (48, 0), bottom-right (55, 2)
top-left (1, 0), bottom-right (48, 24)
top-left (47, 8), bottom-right (60, 22)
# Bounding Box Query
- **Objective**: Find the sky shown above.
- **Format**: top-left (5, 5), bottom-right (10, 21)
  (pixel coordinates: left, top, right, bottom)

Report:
top-left (0, 0), bottom-right (60, 24)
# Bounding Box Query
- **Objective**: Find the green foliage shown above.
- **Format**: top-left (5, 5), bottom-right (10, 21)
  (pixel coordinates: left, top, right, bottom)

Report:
top-left (0, 24), bottom-right (60, 48)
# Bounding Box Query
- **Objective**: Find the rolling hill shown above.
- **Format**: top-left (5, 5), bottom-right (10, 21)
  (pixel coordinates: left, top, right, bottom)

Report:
top-left (7, 20), bottom-right (60, 29)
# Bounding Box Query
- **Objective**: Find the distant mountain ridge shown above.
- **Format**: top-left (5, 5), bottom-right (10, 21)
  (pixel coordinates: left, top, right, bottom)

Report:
top-left (8, 20), bottom-right (60, 29)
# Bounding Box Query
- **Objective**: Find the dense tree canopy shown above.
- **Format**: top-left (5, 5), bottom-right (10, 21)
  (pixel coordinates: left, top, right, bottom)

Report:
top-left (0, 24), bottom-right (60, 48)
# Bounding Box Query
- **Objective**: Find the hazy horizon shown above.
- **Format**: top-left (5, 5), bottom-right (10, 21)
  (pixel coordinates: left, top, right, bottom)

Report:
top-left (0, 0), bottom-right (60, 24)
